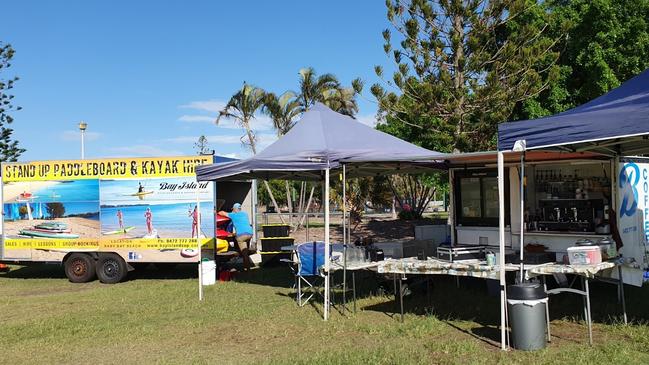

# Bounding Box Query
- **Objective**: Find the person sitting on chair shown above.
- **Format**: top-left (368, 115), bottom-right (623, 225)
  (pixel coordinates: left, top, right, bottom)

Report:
top-left (218, 203), bottom-right (253, 271)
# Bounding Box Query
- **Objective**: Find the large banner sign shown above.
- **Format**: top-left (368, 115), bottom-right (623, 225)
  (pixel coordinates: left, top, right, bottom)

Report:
top-left (617, 160), bottom-right (649, 286)
top-left (2, 156), bottom-right (214, 261)
top-left (2, 156), bottom-right (210, 182)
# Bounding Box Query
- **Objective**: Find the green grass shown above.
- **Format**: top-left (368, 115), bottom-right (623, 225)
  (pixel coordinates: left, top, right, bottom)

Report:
top-left (1, 264), bottom-right (649, 364)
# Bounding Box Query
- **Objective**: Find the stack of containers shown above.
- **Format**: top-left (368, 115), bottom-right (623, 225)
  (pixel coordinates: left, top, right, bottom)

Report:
top-left (259, 224), bottom-right (294, 266)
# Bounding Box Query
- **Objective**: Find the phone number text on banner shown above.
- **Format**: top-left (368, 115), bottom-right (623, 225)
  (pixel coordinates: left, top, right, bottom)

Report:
top-left (4, 238), bottom-right (215, 250)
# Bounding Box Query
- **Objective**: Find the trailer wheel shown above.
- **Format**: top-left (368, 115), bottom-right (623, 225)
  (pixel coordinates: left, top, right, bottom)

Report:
top-left (96, 253), bottom-right (128, 284)
top-left (64, 253), bottom-right (96, 283)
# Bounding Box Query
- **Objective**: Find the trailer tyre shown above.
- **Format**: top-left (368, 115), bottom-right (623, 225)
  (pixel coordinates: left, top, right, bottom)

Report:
top-left (64, 253), bottom-right (96, 283)
top-left (96, 253), bottom-right (128, 284)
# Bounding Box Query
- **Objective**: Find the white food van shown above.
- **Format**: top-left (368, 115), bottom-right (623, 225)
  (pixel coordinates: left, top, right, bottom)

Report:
top-left (445, 151), bottom-right (648, 286)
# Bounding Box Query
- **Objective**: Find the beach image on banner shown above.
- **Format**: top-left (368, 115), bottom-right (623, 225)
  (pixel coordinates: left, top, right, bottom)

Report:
top-left (99, 177), bottom-right (214, 240)
top-left (2, 179), bottom-right (100, 240)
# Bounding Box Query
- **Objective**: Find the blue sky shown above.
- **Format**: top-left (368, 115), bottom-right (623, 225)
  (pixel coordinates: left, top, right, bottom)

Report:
top-left (1, 1), bottom-right (390, 161)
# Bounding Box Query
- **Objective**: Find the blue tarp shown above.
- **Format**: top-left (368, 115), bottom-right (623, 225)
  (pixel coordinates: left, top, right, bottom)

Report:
top-left (196, 103), bottom-right (446, 181)
top-left (499, 69), bottom-right (649, 154)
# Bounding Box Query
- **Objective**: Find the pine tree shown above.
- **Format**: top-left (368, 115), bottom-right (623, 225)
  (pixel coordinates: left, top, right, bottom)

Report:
top-left (371, 0), bottom-right (561, 152)
top-left (0, 42), bottom-right (25, 161)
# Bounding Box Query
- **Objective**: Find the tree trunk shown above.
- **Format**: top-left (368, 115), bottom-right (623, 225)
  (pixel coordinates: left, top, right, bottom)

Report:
top-left (297, 186), bottom-right (315, 228)
top-left (285, 180), bottom-right (293, 226)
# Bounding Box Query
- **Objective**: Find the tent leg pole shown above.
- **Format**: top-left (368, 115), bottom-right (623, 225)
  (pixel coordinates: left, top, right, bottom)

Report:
top-left (519, 153), bottom-right (525, 280)
top-left (324, 168), bottom-right (330, 321)
top-left (197, 187), bottom-right (203, 301)
top-left (498, 151), bottom-right (507, 351)
top-left (342, 164), bottom-right (347, 313)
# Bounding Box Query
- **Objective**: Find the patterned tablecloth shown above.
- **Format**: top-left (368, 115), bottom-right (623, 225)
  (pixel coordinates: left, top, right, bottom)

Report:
top-left (329, 260), bottom-right (380, 272)
top-left (375, 257), bottom-right (619, 280)
top-left (526, 261), bottom-right (616, 279)
top-left (376, 257), bottom-right (518, 279)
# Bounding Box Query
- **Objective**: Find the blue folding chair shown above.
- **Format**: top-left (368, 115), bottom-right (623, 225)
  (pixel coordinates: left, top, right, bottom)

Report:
top-left (295, 241), bottom-right (326, 306)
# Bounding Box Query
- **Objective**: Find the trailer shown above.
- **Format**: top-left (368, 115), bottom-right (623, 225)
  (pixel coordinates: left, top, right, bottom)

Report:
top-left (0, 155), bottom-right (252, 283)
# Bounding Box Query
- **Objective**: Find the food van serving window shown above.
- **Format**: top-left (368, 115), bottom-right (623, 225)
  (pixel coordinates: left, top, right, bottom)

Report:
top-left (455, 169), bottom-right (509, 227)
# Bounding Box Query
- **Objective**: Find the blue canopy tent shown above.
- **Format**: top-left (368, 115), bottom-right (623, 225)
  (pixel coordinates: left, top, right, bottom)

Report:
top-left (499, 68), bottom-right (649, 155)
top-left (495, 69), bottom-right (649, 350)
top-left (197, 103), bottom-right (446, 320)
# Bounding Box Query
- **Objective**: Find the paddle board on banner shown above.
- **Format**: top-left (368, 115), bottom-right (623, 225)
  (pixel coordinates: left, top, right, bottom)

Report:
top-left (19, 229), bottom-right (80, 239)
top-left (128, 191), bottom-right (153, 197)
top-left (102, 226), bottom-right (136, 235)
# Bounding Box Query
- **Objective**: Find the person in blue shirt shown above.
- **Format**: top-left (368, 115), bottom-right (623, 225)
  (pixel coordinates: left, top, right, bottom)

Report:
top-left (218, 203), bottom-right (253, 271)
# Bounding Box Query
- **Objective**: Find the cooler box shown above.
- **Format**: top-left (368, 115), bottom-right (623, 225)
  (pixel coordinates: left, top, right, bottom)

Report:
top-left (567, 246), bottom-right (602, 265)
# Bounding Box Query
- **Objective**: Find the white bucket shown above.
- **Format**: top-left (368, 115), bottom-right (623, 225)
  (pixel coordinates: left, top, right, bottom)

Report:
top-left (201, 260), bottom-right (216, 286)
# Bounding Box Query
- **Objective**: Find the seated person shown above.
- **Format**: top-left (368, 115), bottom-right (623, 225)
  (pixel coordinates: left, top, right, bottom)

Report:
top-left (218, 203), bottom-right (253, 271)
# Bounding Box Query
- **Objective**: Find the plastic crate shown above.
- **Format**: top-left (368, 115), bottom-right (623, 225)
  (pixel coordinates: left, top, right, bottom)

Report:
top-left (262, 224), bottom-right (290, 238)
top-left (260, 252), bottom-right (292, 267)
top-left (260, 237), bottom-right (294, 252)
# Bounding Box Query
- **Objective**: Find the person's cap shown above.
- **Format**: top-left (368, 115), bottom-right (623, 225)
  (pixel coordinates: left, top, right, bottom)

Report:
top-left (232, 203), bottom-right (242, 210)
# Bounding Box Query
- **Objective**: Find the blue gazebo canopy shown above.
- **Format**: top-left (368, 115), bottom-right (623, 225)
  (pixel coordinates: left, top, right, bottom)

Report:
top-left (499, 68), bottom-right (649, 156)
top-left (197, 103), bottom-right (446, 181)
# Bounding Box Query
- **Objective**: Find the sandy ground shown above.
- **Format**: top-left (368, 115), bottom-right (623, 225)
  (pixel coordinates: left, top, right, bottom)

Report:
top-left (4, 217), bottom-right (100, 239)
top-left (2, 181), bottom-right (60, 202)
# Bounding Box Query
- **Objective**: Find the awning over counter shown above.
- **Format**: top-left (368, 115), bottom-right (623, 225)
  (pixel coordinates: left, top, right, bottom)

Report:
top-left (499, 68), bottom-right (649, 156)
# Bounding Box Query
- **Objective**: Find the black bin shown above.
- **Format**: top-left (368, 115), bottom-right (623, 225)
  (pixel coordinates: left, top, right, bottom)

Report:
top-left (507, 283), bottom-right (548, 351)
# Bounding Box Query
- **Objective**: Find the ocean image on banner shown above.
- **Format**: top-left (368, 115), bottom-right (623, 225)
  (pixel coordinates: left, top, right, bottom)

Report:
top-left (2, 179), bottom-right (100, 239)
top-left (99, 177), bottom-right (214, 239)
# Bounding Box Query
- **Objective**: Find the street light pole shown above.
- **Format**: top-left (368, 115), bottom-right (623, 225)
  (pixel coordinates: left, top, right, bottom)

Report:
top-left (79, 121), bottom-right (87, 159)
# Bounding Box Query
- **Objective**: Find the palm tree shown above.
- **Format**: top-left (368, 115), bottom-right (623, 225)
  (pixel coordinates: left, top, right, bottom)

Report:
top-left (217, 83), bottom-right (283, 221)
top-left (297, 67), bottom-right (340, 112)
top-left (296, 67), bottom-right (363, 117)
top-left (216, 83), bottom-right (266, 154)
top-left (262, 91), bottom-right (301, 136)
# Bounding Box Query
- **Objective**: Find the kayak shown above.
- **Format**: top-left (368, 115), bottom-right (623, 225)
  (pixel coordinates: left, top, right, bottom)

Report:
top-left (16, 195), bottom-right (38, 202)
top-left (30, 227), bottom-right (72, 234)
top-left (129, 191), bottom-right (153, 197)
top-left (102, 226), bottom-right (135, 235)
top-left (19, 229), bottom-right (80, 239)
top-left (35, 222), bottom-right (69, 230)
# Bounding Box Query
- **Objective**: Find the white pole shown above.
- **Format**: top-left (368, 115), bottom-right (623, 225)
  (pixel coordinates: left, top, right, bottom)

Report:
top-left (79, 121), bottom-right (87, 159)
top-left (498, 151), bottom-right (507, 351)
top-left (81, 130), bottom-right (85, 159)
top-left (324, 167), bottom-right (330, 321)
top-left (197, 186), bottom-right (203, 301)
top-left (519, 153), bottom-right (525, 279)
top-left (251, 179), bottom-right (258, 244)
top-left (342, 164), bottom-right (347, 311)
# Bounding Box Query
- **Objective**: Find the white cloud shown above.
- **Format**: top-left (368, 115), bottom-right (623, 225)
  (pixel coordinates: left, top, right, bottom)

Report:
top-left (356, 114), bottom-right (378, 127)
top-left (165, 135), bottom-right (243, 145)
top-left (178, 115), bottom-right (215, 123)
top-left (164, 133), bottom-right (278, 149)
top-left (105, 145), bottom-right (184, 157)
top-left (178, 99), bottom-right (274, 131)
top-left (179, 100), bottom-right (226, 113)
top-left (61, 130), bottom-right (101, 142)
